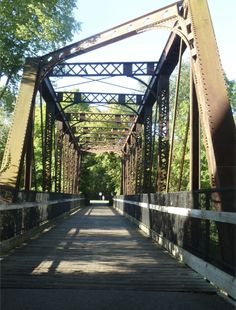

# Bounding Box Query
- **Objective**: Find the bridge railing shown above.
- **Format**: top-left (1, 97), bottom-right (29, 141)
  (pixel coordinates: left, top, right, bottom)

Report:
top-left (113, 189), bottom-right (236, 299)
top-left (0, 190), bottom-right (85, 251)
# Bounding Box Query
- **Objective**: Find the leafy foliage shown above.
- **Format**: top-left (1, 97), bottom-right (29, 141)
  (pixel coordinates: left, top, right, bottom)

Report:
top-left (0, 0), bottom-right (80, 167)
top-left (0, 0), bottom-right (80, 83)
top-left (225, 75), bottom-right (236, 120)
top-left (0, 0), bottom-right (80, 118)
top-left (80, 152), bottom-right (121, 198)
top-left (166, 63), bottom-right (236, 191)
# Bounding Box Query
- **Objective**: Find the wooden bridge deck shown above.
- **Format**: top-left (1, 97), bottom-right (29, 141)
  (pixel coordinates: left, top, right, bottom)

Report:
top-left (1, 204), bottom-right (233, 310)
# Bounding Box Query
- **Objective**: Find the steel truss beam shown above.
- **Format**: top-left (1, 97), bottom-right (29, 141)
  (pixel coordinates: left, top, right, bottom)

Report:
top-left (40, 2), bottom-right (181, 73)
top-left (55, 121), bottom-right (63, 192)
top-left (43, 101), bottom-right (55, 192)
top-left (122, 124), bottom-right (143, 194)
top-left (184, 0), bottom-right (236, 192)
top-left (67, 113), bottom-right (136, 123)
top-left (143, 105), bottom-right (153, 193)
top-left (49, 62), bottom-right (158, 77)
top-left (123, 32), bottom-right (185, 152)
top-left (157, 76), bottom-right (169, 192)
top-left (57, 92), bottom-right (143, 105)
top-left (75, 127), bottom-right (130, 135)
top-left (0, 58), bottom-right (39, 189)
top-left (79, 132), bottom-right (128, 137)
top-left (182, 0), bottom-right (236, 268)
top-left (82, 146), bottom-right (121, 154)
top-left (80, 138), bottom-right (126, 144)
top-left (42, 78), bottom-right (78, 145)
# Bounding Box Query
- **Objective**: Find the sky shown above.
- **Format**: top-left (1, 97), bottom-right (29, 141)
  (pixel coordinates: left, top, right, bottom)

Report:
top-left (70, 0), bottom-right (236, 82)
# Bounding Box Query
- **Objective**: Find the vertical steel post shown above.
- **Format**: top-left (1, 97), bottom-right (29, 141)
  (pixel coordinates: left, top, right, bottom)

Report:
top-left (143, 104), bottom-right (152, 193)
top-left (74, 150), bottom-right (81, 194)
top-left (135, 124), bottom-right (143, 194)
top-left (55, 121), bottom-right (63, 193)
top-left (120, 156), bottom-right (124, 195)
top-left (190, 74), bottom-right (200, 190)
top-left (62, 134), bottom-right (69, 193)
top-left (186, 0), bottom-right (236, 267)
top-left (157, 75), bottom-right (169, 192)
top-left (43, 101), bottom-right (55, 192)
top-left (24, 108), bottom-right (35, 190)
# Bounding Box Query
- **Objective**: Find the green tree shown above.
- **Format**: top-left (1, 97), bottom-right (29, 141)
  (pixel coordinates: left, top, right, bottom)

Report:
top-left (0, 1), bottom-right (80, 163)
top-left (80, 152), bottom-right (121, 198)
top-left (225, 76), bottom-right (236, 121)
top-left (0, 0), bottom-right (80, 100)
top-left (166, 62), bottom-right (235, 191)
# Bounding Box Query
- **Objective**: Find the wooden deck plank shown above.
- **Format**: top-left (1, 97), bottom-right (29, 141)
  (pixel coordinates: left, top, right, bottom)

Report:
top-left (1, 205), bottom-right (217, 293)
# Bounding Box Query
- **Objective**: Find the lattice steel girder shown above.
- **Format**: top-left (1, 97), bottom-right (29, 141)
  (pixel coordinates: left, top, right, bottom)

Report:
top-left (57, 92), bottom-right (143, 105)
top-left (142, 104), bottom-right (153, 193)
top-left (79, 138), bottom-right (126, 144)
top-left (49, 62), bottom-right (158, 77)
top-left (75, 127), bottom-right (130, 135)
top-left (41, 2), bottom-right (181, 74)
top-left (42, 78), bottom-right (78, 145)
top-left (157, 76), bottom-right (169, 193)
top-left (0, 58), bottom-right (39, 189)
top-left (67, 113), bottom-right (137, 123)
top-left (79, 134), bottom-right (128, 141)
top-left (82, 146), bottom-right (121, 154)
top-left (55, 121), bottom-right (63, 193)
top-left (43, 101), bottom-right (55, 192)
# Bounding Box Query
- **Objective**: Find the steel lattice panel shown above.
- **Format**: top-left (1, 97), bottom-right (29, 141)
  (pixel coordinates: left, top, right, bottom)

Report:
top-left (67, 113), bottom-right (136, 123)
top-left (57, 92), bottom-right (143, 105)
top-left (49, 62), bottom-right (158, 77)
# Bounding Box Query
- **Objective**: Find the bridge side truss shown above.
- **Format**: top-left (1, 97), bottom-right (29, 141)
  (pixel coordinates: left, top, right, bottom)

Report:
top-left (0, 1), bottom-right (235, 265)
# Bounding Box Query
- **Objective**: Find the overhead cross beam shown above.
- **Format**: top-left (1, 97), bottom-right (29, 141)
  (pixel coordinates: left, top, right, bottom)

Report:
top-left (49, 62), bottom-right (158, 77)
top-left (40, 2), bottom-right (181, 74)
top-left (66, 113), bottom-right (137, 123)
top-left (79, 137), bottom-right (127, 143)
top-left (79, 133), bottom-right (128, 139)
top-left (57, 92), bottom-right (144, 105)
top-left (81, 145), bottom-right (122, 154)
top-left (75, 127), bottom-right (130, 135)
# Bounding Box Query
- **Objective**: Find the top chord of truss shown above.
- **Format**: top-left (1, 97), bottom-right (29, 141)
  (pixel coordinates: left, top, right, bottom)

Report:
top-left (49, 62), bottom-right (158, 77)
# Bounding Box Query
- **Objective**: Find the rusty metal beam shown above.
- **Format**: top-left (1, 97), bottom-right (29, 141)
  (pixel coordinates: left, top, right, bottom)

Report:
top-left (83, 147), bottom-right (121, 154)
top-left (143, 104), bottom-right (153, 193)
top-left (185, 0), bottom-right (236, 192)
top-left (57, 92), bottom-right (143, 106)
top-left (55, 121), bottom-right (63, 193)
top-left (182, 0), bottom-right (236, 270)
top-left (157, 76), bottom-right (169, 192)
top-left (49, 62), bottom-right (158, 77)
top-left (75, 127), bottom-right (130, 135)
top-left (123, 32), bottom-right (186, 152)
top-left (40, 2), bottom-right (181, 74)
top-left (79, 133), bottom-right (128, 140)
top-left (42, 101), bottom-right (55, 192)
top-left (67, 112), bottom-right (137, 124)
top-left (0, 58), bottom-right (39, 189)
top-left (41, 79), bottom-right (78, 146)
top-left (190, 74), bottom-right (200, 190)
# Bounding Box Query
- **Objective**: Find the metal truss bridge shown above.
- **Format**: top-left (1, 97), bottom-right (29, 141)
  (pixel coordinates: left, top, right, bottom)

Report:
top-left (0, 0), bottom-right (235, 308)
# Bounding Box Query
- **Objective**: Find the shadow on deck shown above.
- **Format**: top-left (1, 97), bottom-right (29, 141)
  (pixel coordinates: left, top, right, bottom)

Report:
top-left (1, 203), bottom-right (234, 310)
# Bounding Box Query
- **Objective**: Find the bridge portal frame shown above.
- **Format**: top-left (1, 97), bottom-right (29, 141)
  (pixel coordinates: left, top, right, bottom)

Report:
top-left (0, 0), bottom-right (235, 267)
